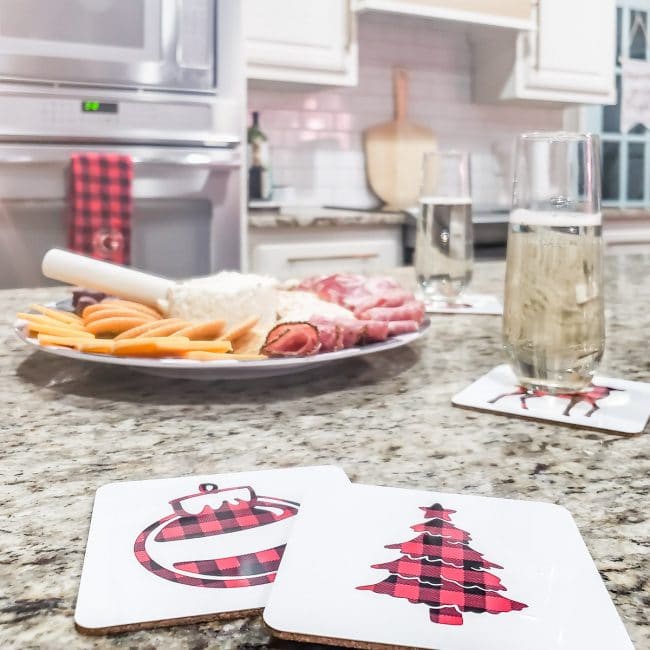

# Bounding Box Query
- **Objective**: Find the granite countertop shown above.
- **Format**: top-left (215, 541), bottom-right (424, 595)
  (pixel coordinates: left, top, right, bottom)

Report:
top-left (248, 206), bottom-right (650, 230)
top-left (1, 256), bottom-right (649, 649)
top-left (248, 207), bottom-right (407, 228)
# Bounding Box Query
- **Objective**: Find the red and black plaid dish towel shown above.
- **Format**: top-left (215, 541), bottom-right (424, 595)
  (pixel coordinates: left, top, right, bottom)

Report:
top-left (68, 152), bottom-right (133, 264)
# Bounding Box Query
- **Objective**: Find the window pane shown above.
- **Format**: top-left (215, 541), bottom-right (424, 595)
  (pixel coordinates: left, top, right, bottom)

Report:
top-left (602, 142), bottom-right (620, 200)
top-left (603, 75), bottom-right (620, 133)
top-left (627, 143), bottom-right (645, 200)
top-left (630, 10), bottom-right (647, 60)
top-left (616, 7), bottom-right (622, 63)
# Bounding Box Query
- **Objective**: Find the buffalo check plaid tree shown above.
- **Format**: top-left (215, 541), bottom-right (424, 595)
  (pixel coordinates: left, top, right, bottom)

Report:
top-left (357, 503), bottom-right (527, 625)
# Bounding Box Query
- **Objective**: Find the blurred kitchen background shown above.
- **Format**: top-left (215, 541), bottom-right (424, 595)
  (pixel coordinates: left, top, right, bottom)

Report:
top-left (0, 0), bottom-right (648, 287)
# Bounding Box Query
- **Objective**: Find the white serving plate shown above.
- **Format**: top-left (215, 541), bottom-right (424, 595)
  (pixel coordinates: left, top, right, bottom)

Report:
top-left (14, 305), bottom-right (429, 380)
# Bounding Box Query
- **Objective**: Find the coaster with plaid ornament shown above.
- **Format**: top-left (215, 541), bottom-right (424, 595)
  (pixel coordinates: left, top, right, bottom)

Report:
top-left (74, 465), bottom-right (348, 634)
top-left (264, 482), bottom-right (634, 650)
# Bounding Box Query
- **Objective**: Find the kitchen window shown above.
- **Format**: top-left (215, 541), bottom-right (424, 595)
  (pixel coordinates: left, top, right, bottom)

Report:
top-left (583, 0), bottom-right (650, 207)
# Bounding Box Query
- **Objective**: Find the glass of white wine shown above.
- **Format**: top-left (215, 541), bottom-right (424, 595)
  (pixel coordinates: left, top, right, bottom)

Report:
top-left (415, 151), bottom-right (473, 306)
top-left (503, 132), bottom-right (604, 394)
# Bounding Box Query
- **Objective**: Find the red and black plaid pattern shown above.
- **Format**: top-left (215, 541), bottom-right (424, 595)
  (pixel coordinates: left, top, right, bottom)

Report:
top-left (133, 489), bottom-right (298, 589)
top-left (154, 497), bottom-right (296, 542)
top-left (386, 533), bottom-right (503, 570)
top-left (174, 544), bottom-right (284, 578)
top-left (371, 557), bottom-right (506, 591)
top-left (419, 504), bottom-right (455, 522)
top-left (68, 152), bottom-right (133, 264)
top-left (357, 502), bottom-right (527, 626)
top-left (411, 520), bottom-right (472, 543)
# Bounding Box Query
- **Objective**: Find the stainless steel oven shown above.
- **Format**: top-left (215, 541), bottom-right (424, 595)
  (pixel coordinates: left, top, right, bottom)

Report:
top-left (0, 143), bottom-right (242, 289)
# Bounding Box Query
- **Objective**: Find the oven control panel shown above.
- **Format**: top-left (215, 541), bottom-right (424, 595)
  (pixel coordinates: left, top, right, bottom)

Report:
top-left (0, 94), bottom-right (240, 146)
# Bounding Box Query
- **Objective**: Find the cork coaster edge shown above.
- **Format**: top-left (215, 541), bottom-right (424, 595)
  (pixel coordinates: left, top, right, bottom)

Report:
top-left (264, 620), bottom-right (427, 650)
top-left (75, 607), bottom-right (261, 636)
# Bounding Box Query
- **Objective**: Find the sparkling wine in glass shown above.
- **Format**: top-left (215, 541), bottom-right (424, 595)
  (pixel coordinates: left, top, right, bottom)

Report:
top-left (415, 151), bottom-right (473, 304)
top-left (503, 132), bottom-right (605, 394)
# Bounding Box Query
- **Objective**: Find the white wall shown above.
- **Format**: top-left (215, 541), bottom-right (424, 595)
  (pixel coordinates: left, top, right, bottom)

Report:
top-left (248, 11), bottom-right (564, 208)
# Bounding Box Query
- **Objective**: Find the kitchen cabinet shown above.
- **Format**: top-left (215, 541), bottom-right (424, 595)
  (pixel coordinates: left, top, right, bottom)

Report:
top-left (248, 224), bottom-right (402, 278)
top-left (473, 0), bottom-right (616, 105)
top-left (353, 0), bottom-right (534, 30)
top-left (243, 0), bottom-right (358, 86)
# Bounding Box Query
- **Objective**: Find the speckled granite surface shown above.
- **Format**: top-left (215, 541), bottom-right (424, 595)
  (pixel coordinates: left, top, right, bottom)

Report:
top-left (1, 256), bottom-right (648, 649)
top-left (249, 207), bottom-right (407, 228)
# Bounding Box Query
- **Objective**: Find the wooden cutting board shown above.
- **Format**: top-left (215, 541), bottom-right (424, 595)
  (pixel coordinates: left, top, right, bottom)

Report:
top-left (364, 68), bottom-right (437, 211)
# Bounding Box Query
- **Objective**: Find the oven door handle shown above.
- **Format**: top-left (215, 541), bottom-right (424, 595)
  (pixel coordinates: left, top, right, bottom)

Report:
top-left (0, 147), bottom-right (240, 168)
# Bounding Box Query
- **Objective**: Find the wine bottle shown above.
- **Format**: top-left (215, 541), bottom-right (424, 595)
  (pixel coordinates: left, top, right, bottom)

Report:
top-left (247, 111), bottom-right (272, 201)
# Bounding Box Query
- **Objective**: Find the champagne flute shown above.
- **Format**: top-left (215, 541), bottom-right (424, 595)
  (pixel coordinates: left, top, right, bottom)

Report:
top-left (415, 151), bottom-right (473, 305)
top-left (503, 132), bottom-right (604, 394)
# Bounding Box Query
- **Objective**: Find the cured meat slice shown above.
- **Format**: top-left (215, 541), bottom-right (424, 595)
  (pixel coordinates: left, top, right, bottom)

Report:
top-left (350, 288), bottom-right (413, 315)
top-left (310, 315), bottom-right (362, 350)
top-left (362, 320), bottom-right (390, 342)
top-left (298, 273), bottom-right (424, 325)
top-left (274, 274), bottom-right (425, 357)
top-left (308, 317), bottom-right (341, 353)
top-left (387, 320), bottom-right (420, 336)
top-left (337, 319), bottom-right (366, 348)
top-left (261, 322), bottom-right (321, 357)
top-left (298, 274), bottom-right (402, 311)
top-left (360, 301), bottom-right (425, 324)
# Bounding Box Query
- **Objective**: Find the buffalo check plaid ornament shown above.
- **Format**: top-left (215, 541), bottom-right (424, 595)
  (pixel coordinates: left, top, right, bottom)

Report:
top-left (357, 503), bottom-right (527, 625)
top-left (134, 483), bottom-right (299, 588)
top-left (68, 152), bottom-right (133, 264)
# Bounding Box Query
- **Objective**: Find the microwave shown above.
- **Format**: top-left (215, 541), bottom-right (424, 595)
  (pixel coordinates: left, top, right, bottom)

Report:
top-left (0, 0), bottom-right (217, 92)
top-left (0, 0), bottom-right (243, 146)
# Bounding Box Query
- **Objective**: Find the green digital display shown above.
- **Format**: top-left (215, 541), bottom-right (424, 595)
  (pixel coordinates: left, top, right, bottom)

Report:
top-left (81, 101), bottom-right (118, 114)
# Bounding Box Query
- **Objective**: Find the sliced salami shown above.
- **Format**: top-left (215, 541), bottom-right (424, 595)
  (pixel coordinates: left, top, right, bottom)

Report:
top-left (362, 320), bottom-right (390, 342)
top-left (308, 316), bottom-right (341, 353)
top-left (349, 288), bottom-right (414, 315)
top-left (359, 301), bottom-right (425, 324)
top-left (298, 273), bottom-right (424, 325)
top-left (387, 320), bottom-right (420, 336)
top-left (267, 274), bottom-right (425, 358)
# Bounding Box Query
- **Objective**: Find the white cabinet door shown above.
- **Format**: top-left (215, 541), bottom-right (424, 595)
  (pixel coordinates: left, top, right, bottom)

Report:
top-left (248, 225), bottom-right (403, 278)
top-left (244, 0), bottom-right (357, 85)
top-left (525, 0), bottom-right (615, 96)
top-left (252, 239), bottom-right (400, 278)
top-left (473, 0), bottom-right (616, 104)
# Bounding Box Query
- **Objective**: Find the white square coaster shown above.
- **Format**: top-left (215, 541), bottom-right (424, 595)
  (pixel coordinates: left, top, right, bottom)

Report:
top-left (452, 364), bottom-right (650, 434)
top-left (74, 465), bottom-right (349, 633)
top-left (424, 294), bottom-right (502, 315)
top-left (264, 483), bottom-right (633, 650)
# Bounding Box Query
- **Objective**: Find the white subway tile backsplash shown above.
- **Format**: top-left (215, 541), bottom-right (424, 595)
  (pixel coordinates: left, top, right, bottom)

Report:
top-left (263, 110), bottom-right (302, 130)
top-left (302, 112), bottom-right (335, 131)
top-left (248, 12), bottom-right (563, 207)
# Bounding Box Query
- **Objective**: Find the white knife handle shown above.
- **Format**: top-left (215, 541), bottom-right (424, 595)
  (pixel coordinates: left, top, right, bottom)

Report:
top-left (42, 249), bottom-right (173, 307)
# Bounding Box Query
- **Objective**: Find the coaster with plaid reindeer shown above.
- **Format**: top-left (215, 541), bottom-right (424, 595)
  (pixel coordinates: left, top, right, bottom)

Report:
top-left (452, 364), bottom-right (650, 435)
top-left (74, 465), bottom-right (348, 634)
top-left (263, 483), bottom-right (634, 650)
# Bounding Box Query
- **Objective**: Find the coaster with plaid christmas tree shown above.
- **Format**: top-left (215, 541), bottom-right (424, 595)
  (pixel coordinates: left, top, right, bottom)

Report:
top-left (357, 503), bottom-right (527, 625)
